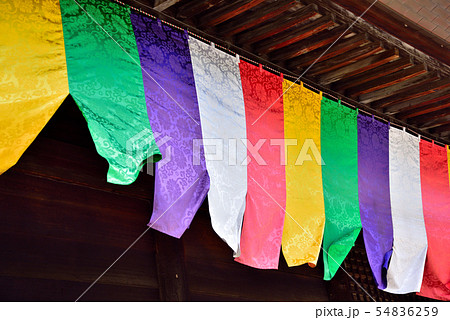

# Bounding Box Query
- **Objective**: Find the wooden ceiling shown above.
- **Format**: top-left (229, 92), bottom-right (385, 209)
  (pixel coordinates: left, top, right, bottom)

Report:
top-left (127, 0), bottom-right (450, 144)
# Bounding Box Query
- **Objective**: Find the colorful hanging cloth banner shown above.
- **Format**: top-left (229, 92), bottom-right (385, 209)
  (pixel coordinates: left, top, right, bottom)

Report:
top-left (281, 81), bottom-right (324, 267)
top-left (321, 97), bottom-right (360, 280)
top-left (357, 114), bottom-right (393, 290)
top-left (130, 14), bottom-right (209, 237)
top-left (0, 0), bottom-right (69, 174)
top-left (189, 38), bottom-right (247, 255)
top-left (447, 146), bottom-right (450, 187)
top-left (418, 140), bottom-right (450, 301)
top-left (59, 0), bottom-right (161, 185)
top-left (236, 61), bottom-right (285, 269)
top-left (385, 127), bottom-right (427, 294)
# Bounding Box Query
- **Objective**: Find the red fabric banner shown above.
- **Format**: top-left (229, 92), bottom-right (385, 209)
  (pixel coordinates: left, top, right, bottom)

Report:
top-left (235, 61), bottom-right (286, 269)
top-left (418, 140), bottom-right (450, 301)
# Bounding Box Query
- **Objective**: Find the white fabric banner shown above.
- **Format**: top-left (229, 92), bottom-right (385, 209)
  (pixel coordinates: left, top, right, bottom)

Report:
top-left (385, 127), bottom-right (428, 293)
top-left (188, 37), bottom-right (247, 256)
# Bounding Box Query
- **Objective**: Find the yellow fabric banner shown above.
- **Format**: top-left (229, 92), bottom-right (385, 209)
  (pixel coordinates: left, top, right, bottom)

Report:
top-left (281, 80), bottom-right (325, 267)
top-left (0, 0), bottom-right (69, 174)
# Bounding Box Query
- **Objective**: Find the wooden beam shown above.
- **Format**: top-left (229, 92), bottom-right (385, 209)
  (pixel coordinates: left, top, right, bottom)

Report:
top-left (153, 0), bottom-right (181, 12)
top-left (328, 0), bottom-right (450, 65)
top-left (198, 0), bottom-right (266, 27)
top-left (288, 33), bottom-right (370, 70)
top-left (419, 114), bottom-right (450, 130)
top-left (358, 73), bottom-right (435, 104)
top-left (373, 78), bottom-right (450, 110)
top-left (408, 107), bottom-right (450, 126)
top-left (219, 0), bottom-right (299, 37)
top-left (397, 97), bottom-right (450, 120)
top-left (254, 15), bottom-right (335, 54)
top-left (333, 57), bottom-right (413, 92)
top-left (348, 64), bottom-right (428, 98)
top-left (176, 0), bottom-right (224, 20)
top-left (307, 42), bottom-right (383, 76)
top-left (270, 25), bottom-right (351, 62)
top-left (235, 3), bottom-right (319, 46)
top-left (318, 48), bottom-right (400, 85)
top-left (429, 123), bottom-right (450, 135)
top-left (383, 87), bottom-right (450, 115)
top-left (154, 232), bottom-right (188, 301)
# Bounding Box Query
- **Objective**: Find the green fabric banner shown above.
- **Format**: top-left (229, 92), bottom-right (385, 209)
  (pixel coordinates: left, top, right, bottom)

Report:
top-left (60, 0), bottom-right (161, 185)
top-left (321, 97), bottom-right (361, 280)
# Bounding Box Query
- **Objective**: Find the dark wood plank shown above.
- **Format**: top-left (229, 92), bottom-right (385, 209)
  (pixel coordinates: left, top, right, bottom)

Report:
top-left (0, 171), bottom-right (154, 252)
top-left (288, 33), bottom-right (370, 70)
top-left (176, 0), bottom-right (225, 19)
top-left (333, 57), bottom-right (413, 92)
top-left (307, 42), bottom-right (383, 76)
top-left (185, 259), bottom-right (329, 301)
top-left (270, 24), bottom-right (351, 62)
top-left (9, 137), bottom-right (154, 201)
top-left (429, 123), bottom-right (450, 135)
top-left (153, 0), bottom-right (182, 11)
top-left (318, 48), bottom-right (400, 85)
top-left (408, 108), bottom-right (450, 126)
top-left (373, 78), bottom-right (450, 111)
top-left (0, 232), bottom-right (158, 292)
top-left (254, 15), bottom-right (335, 54)
top-left (235, 3), bottom-right (319, 46)
top-left (347, 64), bottom-right (428, 98)
top-left (0, 276), bottom-right (160, 302)
top-left (329, 0), bottom-right (450, 65)
top-left (198, 0), bottom-right (266, 27)
top-left (154, 232), bottom-right (188, 301)
top-left (397, 98), bottom-right (450, 120)
top-left (420, 115), bottom-right (450, 130)
top-left (219, 0), bottom-right (299, 37)
top-left (383, 87), bottom-right (450, 114)
top-left (358, 73), bottom-right (435, 104)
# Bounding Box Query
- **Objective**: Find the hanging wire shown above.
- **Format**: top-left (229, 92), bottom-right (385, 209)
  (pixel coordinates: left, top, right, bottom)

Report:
top-left (112, 0), bottom-right (448, 147)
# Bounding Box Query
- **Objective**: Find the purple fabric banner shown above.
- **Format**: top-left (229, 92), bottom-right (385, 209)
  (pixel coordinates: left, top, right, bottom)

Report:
top-left (131, 13), bottom-right (209, 237)
top-left (357, 113), bottom-right (393, 289)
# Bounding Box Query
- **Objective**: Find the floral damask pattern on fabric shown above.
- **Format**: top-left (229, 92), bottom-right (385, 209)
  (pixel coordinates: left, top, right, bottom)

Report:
top-left (418, 140), bottom-right (450, 301)
top-left (321, 97), bottom-right (360, 280)
top-left (131, 14), bottom-right (209, 238)
top-left (60, 0), bottom-right (161, 185)
top-left (385, 127), bottom-right (427, 294)
top-left (235, 61), bottom-right (285, 269)
top-left (188, 37), bottom-right (247, 255)
top-left (281, 80), bottom-right (325, 268)
top-left (0, 0), bottom-right (69, 174)
top-left (357, 113), bottom-right (393, 290)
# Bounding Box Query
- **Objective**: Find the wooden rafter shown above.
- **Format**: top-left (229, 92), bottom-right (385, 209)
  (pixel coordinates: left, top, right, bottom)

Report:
top-left (333, 57), bottom-right (413, 92)
top-left (254, 15), bottom-right (335, 54)
top-left (318, 48), bottom-right (400, 85)
top-left (219, 0), bottom-right (300, 37)
top-left (348, 64), bottom-right (428, 98)
top-left (307, 42), bottom-right (383, 76)
top-left (270, 24), bottom-right (351, 62)
top-left (397, 97), bottom-right (450, 120)
top-left (235, 3), bottom-right (319, 46)
top-left (288, 33), bottom-right (370, 70)
top-left (198, 0), bottom-right (266, 27)
top-left (383, 87), bottom-right (450, 115)
top-left (358, 73), bottom-right (436, 104)
top-left (373, 78), bottom-right (450, 111)
top-left (153, 0), bottom-right (182, 12)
